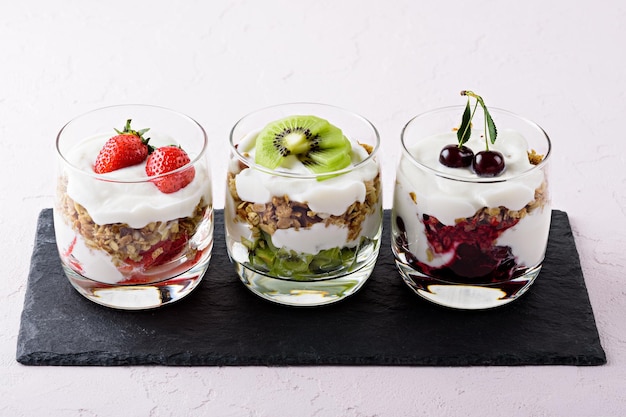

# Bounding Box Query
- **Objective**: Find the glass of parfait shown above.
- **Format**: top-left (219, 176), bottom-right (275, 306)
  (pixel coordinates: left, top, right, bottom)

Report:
top-left (225, 103), bottom-right (383, 306)
top-left (54, 105), bottom-right (214, 309)
top-left (392, 92), bottom-right (552, 309)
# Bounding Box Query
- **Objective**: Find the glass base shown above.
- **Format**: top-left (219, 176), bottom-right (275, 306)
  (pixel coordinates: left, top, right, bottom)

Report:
top-left (395, 261), bottom-right (541, 310)
top-left (63, 255), bottom-right (211, 310)
top-left (234, 254), bottom-right (377, 307)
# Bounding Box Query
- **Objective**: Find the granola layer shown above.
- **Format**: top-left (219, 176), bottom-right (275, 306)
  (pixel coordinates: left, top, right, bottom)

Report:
top-left (228, 172), bottom-right (381, 243)
top-left (57, 178), bottom-right (208, 268)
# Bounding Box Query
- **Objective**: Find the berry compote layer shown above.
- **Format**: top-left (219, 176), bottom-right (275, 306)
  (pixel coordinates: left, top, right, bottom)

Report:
top-left (393, 129), bottom-right (550, 285)
top-left (55, 134), bottom-right (213, 285)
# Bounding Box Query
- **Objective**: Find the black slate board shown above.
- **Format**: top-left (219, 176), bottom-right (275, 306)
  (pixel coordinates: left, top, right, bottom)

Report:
top-left (16, 209), bottom-right (606, 366)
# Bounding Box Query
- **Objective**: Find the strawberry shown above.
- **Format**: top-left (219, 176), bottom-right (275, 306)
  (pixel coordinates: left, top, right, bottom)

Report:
top-left (93, 119), bottom-right (152, 174)
top-left (145, 145), bottom-right (196, 193)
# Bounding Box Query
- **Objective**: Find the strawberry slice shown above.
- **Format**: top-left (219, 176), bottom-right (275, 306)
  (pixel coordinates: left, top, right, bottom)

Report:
top-left (118, 233), bottom-right (200, 284)
top-left (94, 119), bottom-right (152, 174)
top-left (139, 233), bottom-right (188, 269)
top-left (145, 145), bottom-right (196, 193)
top-left (62, 236), bottom-right (84, 273)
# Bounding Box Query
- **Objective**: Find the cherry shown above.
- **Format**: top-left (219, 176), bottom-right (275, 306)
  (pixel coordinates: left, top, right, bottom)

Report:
top-left (439, 144), bottom-right (474, 168)
top-left (472, 150), bottom-right (505, 177)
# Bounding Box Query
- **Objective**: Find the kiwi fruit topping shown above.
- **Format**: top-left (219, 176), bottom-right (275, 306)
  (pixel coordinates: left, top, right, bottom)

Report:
top-left (254, 115), bottom-right (352, 175)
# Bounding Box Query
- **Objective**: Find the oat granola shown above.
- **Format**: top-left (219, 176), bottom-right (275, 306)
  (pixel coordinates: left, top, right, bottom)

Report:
top-left (57, 177), bottom-right (208, 268)
top-left (228, 172), bottom-right (381, 242)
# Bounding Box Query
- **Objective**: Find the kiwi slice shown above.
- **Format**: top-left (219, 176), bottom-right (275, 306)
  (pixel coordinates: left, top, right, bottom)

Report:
top-left (254, 115), bottom-right (352, 174)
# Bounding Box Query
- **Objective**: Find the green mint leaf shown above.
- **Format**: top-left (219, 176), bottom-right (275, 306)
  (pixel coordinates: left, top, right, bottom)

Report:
top-left (457, 99), bottom-right (472, 145)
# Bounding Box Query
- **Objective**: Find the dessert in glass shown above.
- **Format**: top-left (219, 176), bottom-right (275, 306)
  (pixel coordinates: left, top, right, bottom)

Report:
top-left (225, 103), bottom-right (382, 306)
top-left (392, 91), bottom-right (551, 309)
top-left (54, 105), bottom-right (213, 309)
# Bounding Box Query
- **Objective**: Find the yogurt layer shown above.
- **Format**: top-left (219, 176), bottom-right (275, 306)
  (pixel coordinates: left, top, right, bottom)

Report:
top-left (63, 134), bottom-right (211, 228)
top-left (53, 214), bottom-right (125, 284)
top-left (396, 129), bottom-right (545, 225)
top-left (232, 131), bottom-right (379, 216)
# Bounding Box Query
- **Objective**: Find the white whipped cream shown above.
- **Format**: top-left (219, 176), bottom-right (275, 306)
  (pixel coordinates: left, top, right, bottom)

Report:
top-left (231, 132), bottom-right (379, 216)
top-left (53, 215), bottom-right (125, 284)
top-left (62, 134), bottom-right (212, 228)
top-left (396, 129), bottom-right (545, 225)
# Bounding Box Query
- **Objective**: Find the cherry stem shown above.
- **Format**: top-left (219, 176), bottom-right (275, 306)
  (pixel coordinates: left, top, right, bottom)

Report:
top-left (460, 90), bottom-right (493, 151)
top-left (463, 101), bottom-right (479, 149)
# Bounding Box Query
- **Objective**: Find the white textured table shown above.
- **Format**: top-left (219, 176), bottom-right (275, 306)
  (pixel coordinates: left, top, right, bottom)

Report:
top-left (2, 1), bottom-right (625, 416)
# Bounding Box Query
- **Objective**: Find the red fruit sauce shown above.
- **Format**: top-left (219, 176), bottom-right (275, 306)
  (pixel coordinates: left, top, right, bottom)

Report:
top-left (396, 210), bottom-right (523, 284)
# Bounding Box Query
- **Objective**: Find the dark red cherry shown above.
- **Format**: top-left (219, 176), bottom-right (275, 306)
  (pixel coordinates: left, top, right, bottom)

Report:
top-left (472, 150), bottom-right (505, 177)
top-left (439, 144), bottom-right (474, 168)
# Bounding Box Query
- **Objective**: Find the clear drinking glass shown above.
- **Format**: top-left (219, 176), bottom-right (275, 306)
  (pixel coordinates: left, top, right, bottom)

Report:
top-left (225, 103), bottom-right (383, 306)
top-left (392, 106), bottom-right (551, 309)
top-left (54, 105), bottom-right (213, 309)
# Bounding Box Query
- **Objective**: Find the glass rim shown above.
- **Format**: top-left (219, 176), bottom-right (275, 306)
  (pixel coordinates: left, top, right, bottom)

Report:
top-left (400, 105), bottom-right (552, 184)
top-left (56, 104), bottom-right (208, 183)
top-left (228, 102), bottom-right (380, 179)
